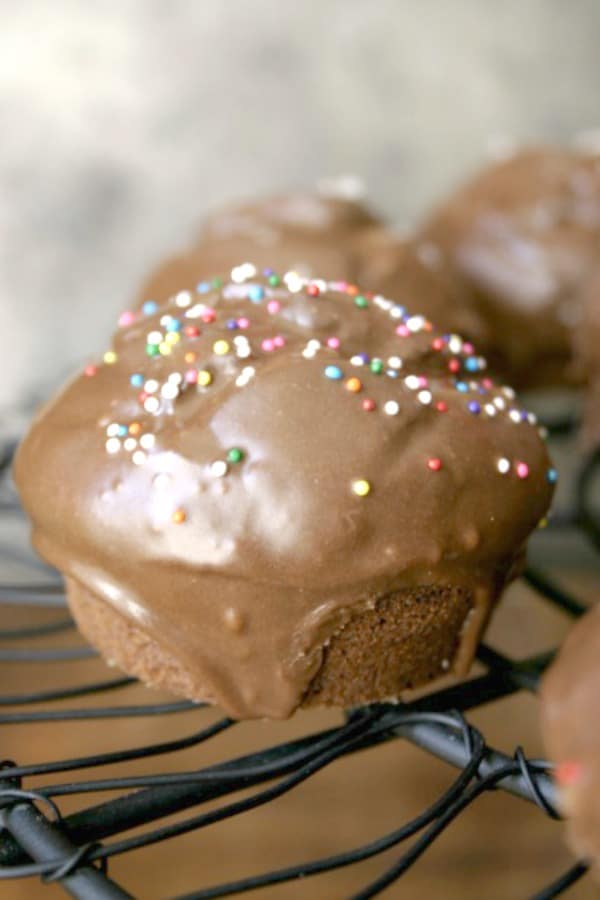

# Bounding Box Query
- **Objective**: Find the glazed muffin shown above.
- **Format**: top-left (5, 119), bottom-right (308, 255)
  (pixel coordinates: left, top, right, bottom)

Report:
top-left (415, 147), bottom-right (600, 388)
top-left (541, 605), bottom-right (600, 878)
top-left (15, 268), bottom-right (555, 719)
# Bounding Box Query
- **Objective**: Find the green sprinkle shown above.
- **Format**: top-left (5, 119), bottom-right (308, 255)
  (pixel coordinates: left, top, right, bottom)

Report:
top-left (268, 274), bottom-right (281, 287)
top-left (146, 344), bottom-right (160, 357)
top-left (211, 277), bottom-right (223, 289)
top-left (370, 358), bottom-right (384, 374)
top-left (227, 447), bottom-right (244, 464)
top-left (354, 295), bottom-right (368, 309)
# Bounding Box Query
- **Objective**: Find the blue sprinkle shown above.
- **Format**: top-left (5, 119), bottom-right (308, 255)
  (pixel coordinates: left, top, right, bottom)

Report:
top-left (467, 401), bottom-right (481, 414)
top-left (248, 285), bottom-right (265, 303)
top-left (263, 267), bottom-right (274, 276)
top-left (117, 425), bottom-right (128, 437)
top-left (165, 318), bottom-right (181, 332)
top-left (464, 357), bottom-right (479, 372)
top-left (358, 352), bottom-right (370, 363)
top-left (547, 468), bottom-right (558, 484)
top-left (130, 373), bottom-right (144, 388)
top-left (226, 319), bottom-right (239, 330)
top-left (386, 370), bottom-right (399, 378)
top-left (196, 281), bottom-right (210, 294)
top-left (142, 301), bottom-right (158, 315)
top-left (521, 411), bottom-right (529, 422)
top-left (455, 381), bottom-right (469, 393)
top-left (324, 365), bottom-right (343, 381)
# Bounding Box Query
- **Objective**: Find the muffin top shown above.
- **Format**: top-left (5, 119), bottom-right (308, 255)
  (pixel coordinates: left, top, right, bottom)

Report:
top-left (541, 605), bottom-right (600, 866)
top-left (15, 267), bottom-right (555, 716)
top-left (416, 147), bottom-right (600, 386)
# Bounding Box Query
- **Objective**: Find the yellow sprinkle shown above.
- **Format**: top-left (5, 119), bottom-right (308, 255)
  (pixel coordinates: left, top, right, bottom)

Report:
top-left (198, 369), bottom-right (213, 387)
top-left (172, 508), bottom-right (186, 525)
top-left (165, 331), bottom-right (180, 345)
top-left (351, 479), bottom-right (371, 497)
top-left (159, 342), bottom-right (172, 356)
top-left (538, 517), bottom-right (548, 529)
top-left (103, 351), bottom-right (117, 365)
top-left (213, 340), bottom-right (230, 356)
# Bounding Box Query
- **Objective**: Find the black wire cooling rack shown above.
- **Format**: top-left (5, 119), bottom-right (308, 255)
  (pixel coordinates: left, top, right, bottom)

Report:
top-left (0, 423), bottom-right (598, 900)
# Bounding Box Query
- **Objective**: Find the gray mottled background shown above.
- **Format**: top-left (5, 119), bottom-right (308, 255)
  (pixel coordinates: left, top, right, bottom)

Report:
top-left (2, 0), bottom-right (600, 420)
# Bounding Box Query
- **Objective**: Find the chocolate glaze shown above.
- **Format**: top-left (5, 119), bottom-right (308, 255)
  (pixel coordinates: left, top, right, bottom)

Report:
top-left (416, 147), bottom-right (600, 387)
top-left (579, 269), bottom-right (600, 449)
top-left (15, 269), bottom-right (554, 718)
top-left (541, 605), bottom-right (600, 874)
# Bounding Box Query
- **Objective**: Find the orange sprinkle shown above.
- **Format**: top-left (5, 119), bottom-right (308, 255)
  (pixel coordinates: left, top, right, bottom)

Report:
top-left (185, 351), bottom-right (197, 364)
top-left (555, 760), bottom-right (583, 787)
top-left (345, 377), bottom-right (362, 393)
top-left (129, 422), bottom-right (142, 435)
top-left (171, 509), bottom-right (187, 525)
top-left (346, 284), bottom-right (359, 296)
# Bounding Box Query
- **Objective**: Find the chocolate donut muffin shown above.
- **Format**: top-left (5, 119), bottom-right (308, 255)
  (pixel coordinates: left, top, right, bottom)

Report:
top-left (579, 269), bottom-right (600, 450)
top-left (541, 605), bottom-right (600, 876)
top-left (15, 268), bottom-right (555, 719)
top-left (415, 147), bottom-right (600, 388)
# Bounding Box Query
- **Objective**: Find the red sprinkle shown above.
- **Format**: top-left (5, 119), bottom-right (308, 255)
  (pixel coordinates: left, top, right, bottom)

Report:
top-left (448, 359), bottom-right (461, 373)
top-left (83, 364), bottom-right (97, 377)
top-left (185, 325), bottom-right (201, 338)
top-left (555, 761), bottom-right (583, 787)
top-left (362, 398), bottom-right (376, 412)
top-left (427, 458), bottom-right (443, 472)
top-left (436, 401), bottom-right (448, 413)
top-left (307, 284), bottom-right (320, 297)
top-left (431, 337), bottom-right (445, 351)
top-left (202, 309), bottom-right (216, 324)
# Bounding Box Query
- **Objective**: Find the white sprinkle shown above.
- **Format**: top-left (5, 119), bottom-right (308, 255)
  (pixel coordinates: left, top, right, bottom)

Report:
top-left (387, 356), bottom-right (402, 369)
top-left (502, 386), bottom-right (516, 399)
top-left (168, 372), bottom-right (183, 386)
top-left (153, 473), bottom-right (171, 490)
top-left (302, 348), bottom-right (317, 359)
top-left (210, 460), bottom-right (228, 478)
top-left (140, 433), bottom-right (155, 450)
top-left (528, 412), bottom-right (538, 425)
top-left (374, 296), bottom-right (392, 311)
top-left (478, 356), bottom-right (487, 370)
top-left (406, 315), bottom-right (425, 332)
top-left (175, 291), bottom-right (192, 308)
top-left (185, 303), bottom-right (206, 319)
top-left (132, 450), bottom-right (146, 466)
top-left (147, 331), bottom-right (162, 345)
top-left (484, 403), bottom-right (497, 417)
top-left (493, 397), bottom-right (506, 410)
top-left (389, 305), bottom-right (404, 319)
top-left (448, 335), bottom-right (463, 354)
top-left (124, 437), bottom-right (137, 452)
top-left (144, 396), bottom-right (160, 414)
top-left (231, 263), bottom-right (256, 283)
top-left (307, 339), bottom-right (321, 351)
top-left (497, 457), bottom-right (511, 474)
top-left (106, 438), bottom-right (121, 454)
top-left (284, 271), bottom-right (304, 293)
top-left (161, 383), bottom-right (179, 400)
top-left (417, 390), bottom-right (432, 405)
top-left (106, 423), bottom-right (120, 437)
top-left (509, 410), bottom-right (522, 424)
top-left (236, 345), bottom-right (252, 359)
top-left (404, 375), bottom-right (420, 390)
top-left (233, 335), bottom-right (249, 346)
top-left (538, 426), bottom-right (549, 439)
top-left (350, 355), bottom-right (365, 366)
top-left (384, 400), bottom-right (400, 416)
top-left (144, 379), bottom-right (159, 394)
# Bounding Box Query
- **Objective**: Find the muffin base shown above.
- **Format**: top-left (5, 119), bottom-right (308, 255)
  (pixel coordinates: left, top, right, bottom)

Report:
top-left (66, 578), bottom-right (475, 715)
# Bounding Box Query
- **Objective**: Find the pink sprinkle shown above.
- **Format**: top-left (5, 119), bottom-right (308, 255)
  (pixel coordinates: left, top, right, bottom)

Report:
top-left (515, 461), bottom-right (529, 479)
top-left (396, 325), bottom-right (410, 337)
top-left (327, 337), bottom-right (341, 349)
top-left (185, 369), bottom-right (198, 384)
top-left (262, 338), bottom-right (275, 352)
top-left (237, 317), bottom-right (250, 329)
top-left (118, 311), bottom-right (135, 328)
top-left (273, 335), bottom-right (286, 348)
top-left (267, 300), bottom-right (281, 315)
top-left (427, 458), bottom-right (443, 472)
top-left (418, 376), bottom-right (429, 388)
top-left (463, 342), bottom-right (474, 355)
top-left (83, 364), bottom-right (97, 377)
top-left (482, 378), bottom-right (494, 390)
